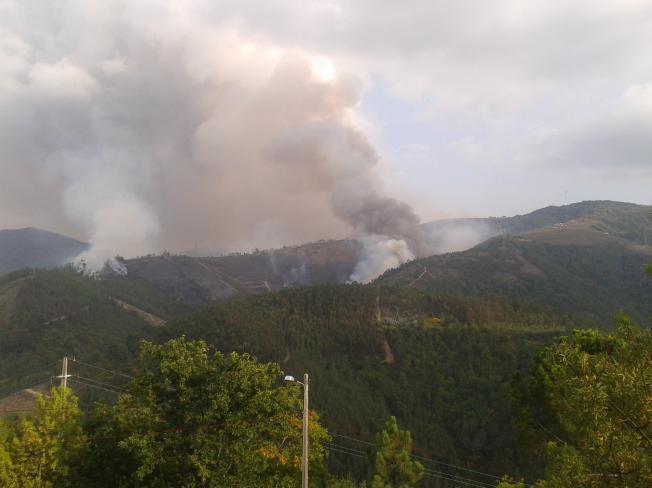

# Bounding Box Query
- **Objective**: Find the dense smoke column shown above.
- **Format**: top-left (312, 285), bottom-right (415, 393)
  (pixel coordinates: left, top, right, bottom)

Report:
top-left (0, 0), bottom-right (428, 280)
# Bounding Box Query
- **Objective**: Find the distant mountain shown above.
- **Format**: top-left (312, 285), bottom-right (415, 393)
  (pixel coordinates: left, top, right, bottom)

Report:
top-left (0, 228), bottom-right (88, 275)
top-left (2, 201), bottom-right (649, 313)
top-left (380, 201), bottom-right (652, 324)
top-left (119, 201), bottom-right (651, 308)
top-left (421, 200), bottom-right (652, 253)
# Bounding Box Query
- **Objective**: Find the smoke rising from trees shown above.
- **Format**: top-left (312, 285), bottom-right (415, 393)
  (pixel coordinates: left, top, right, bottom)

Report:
top-left (0, 0), bottom-right (427, 280)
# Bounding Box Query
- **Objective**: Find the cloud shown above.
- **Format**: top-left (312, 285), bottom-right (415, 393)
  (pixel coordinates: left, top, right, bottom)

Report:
top-left (199, 1), bottom-right (652, 115)
top-left (520, 83), bottom-right (652, 171)
top-left (187, 0), bottom-right (652, 210)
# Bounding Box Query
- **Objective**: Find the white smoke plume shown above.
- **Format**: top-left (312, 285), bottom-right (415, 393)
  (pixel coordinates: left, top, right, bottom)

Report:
top-left (422, 220), bottom-right (501, 255)
top-left (0, 0), bottom-right (427, 279)
top-left (350, 236), bottom-right (414, 283)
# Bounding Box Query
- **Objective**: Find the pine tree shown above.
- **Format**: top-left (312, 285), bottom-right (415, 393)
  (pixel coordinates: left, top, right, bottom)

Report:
top-left (370, 416), bottom-right (423, 488)
top-left (512, 316), bottom-right (652, 486)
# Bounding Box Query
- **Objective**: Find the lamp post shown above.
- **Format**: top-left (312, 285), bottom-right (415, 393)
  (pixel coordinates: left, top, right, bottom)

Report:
top-left (285, 373), bottom-right (309, 488)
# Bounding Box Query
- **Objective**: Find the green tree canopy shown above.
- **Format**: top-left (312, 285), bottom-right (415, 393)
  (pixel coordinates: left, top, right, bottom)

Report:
top-left (0, 387), bottom-right (85, 487)
top-left (370, 416), bottom-right (424, 488)
top-left (511, 315), bottom-right (652, 487)
top-left (80, 337), bottom-right (328, 487)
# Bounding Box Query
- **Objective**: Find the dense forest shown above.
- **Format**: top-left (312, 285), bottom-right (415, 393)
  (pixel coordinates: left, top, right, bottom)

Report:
top-left (1, 320), bottom-right (650, 486)
top-left (378, 233), bottom-right (652, 325)
top-left (1, 274), bottom-right (587, 486)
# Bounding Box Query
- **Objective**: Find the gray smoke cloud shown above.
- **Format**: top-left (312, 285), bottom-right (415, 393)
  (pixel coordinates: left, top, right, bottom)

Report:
top-left (0, 0), bottom-right (427, 280)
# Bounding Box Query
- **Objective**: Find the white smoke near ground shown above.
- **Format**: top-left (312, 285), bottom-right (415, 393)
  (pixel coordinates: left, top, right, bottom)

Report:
top-left (350, 236), bottom-right (414, 283)
top-left (422, 220), bottom-right (501, 254)
top-left (0, 0), bottom-right (428, 279)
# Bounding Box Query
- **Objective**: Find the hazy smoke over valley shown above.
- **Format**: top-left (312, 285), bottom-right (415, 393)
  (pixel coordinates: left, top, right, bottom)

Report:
top-left (0, 1), bottom-right (427, 280)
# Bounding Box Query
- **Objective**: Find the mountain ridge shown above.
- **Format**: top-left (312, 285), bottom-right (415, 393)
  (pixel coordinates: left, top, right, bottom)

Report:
top-left (0, 227), bottom-right (88, 275)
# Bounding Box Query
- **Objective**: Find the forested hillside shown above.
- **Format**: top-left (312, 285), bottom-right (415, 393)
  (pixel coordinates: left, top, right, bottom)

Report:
top-left (422, 200), bottom-right (652, 247)
top-left (161, 285), bottom-right (570, 484)
top-left (0, 268), bottom-right (189, 399)
top-left (122, 239), bottom-right (360, 306)
top-left (379, 230), bottom-right (652, 325)
top-left (1, 270), bottom-right (573, 485)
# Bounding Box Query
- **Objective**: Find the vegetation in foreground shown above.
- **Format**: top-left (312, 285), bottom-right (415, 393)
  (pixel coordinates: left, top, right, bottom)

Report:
top-left (0, 338), bottom-right (425, 487)
top-left (0, 243), bottom-right (650, 486)
top-left (1, 318), bottom-right (650, 487)
top-left (505, 315), bottom-right (652, 487)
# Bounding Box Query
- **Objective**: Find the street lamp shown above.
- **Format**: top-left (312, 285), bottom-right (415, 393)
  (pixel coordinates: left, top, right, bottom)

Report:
top-left (285, 373), bottom-right (309, 488)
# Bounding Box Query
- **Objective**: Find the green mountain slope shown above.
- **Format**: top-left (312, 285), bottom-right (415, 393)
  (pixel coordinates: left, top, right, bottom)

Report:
top-left (383, 216), bottom-right (652, 325)
top-left (0, 268), bottom-right (190, 398)
top-left (422, 200), bottom-right (652, 253)
top-left (122, 239), bottom-right (360, 306)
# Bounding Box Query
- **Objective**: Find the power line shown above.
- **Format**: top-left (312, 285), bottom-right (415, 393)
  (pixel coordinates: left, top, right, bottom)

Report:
top-left (68, 378), bottom-right (122, 395)
top-left (0, 399), bottom-right (528, 488)
top-left (422, 470), bottom-right (495, 488)
top-left (413, 452), bottom-right (506, 484)
top-left (323, 441), bottom-right (498, 488)
top-left (328, 430), bottom-right (512, 484)
top-left (323, 442), bottom-right (369, 458)
top-left (1, 360), bottom-right (531, 486)
top-left (323, 445), bottom-right (368, 460)
top-left (70, 359), bottom-right (134, 380)
top-left (72, 375), bottom-right (126, 393)
top-left (329, 431), bottom-right (374, 446)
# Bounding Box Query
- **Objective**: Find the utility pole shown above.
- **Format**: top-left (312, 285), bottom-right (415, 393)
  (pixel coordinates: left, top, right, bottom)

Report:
top-left (59, 356), bottom-right (70, 389)
top-left (284, 373), bottom-right (310, 487)
top-left (302, 373), bottom-right (309, 488)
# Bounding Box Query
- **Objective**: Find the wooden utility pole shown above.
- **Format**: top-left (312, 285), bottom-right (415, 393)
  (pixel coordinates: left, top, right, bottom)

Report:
top-left (302, 373), bottom-right (309, 488)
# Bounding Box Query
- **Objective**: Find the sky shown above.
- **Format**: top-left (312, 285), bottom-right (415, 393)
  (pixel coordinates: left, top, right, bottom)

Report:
top-left (183, 0), bottom-right (652, 220)
top-left (1, 0), bottom-right (651, 264)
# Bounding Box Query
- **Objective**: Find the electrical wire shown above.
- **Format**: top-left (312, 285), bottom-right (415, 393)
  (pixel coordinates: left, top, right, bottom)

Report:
top-left (70, 359), bottom-right (134, 379)
top-left (2, 359), bottom-right (532, 486)
top-left (422, 470), bottom-right (495, 488)
top-left (328, 430), bottom-right (515, 485)
top-left (72, 375), bottom-right (126, 393)
top-left (322, 441), bottom-right (499, 488)
top-left (68, 378), bottom-right (122, 395)
top-left (323, 445), bottom-right (368, 460)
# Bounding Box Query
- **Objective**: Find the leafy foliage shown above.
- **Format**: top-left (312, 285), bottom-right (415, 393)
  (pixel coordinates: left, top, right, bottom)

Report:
top-left (0, 387), bottom-right (85, 487)
top-left (512, 316), bottom-right (652, 486)
top-left (79, 337), bottom-right (329, 487)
